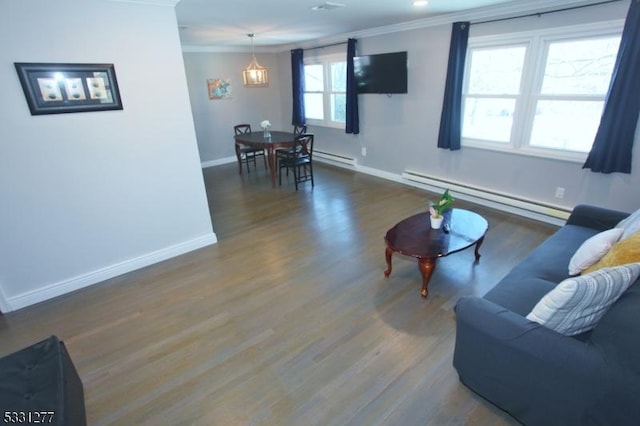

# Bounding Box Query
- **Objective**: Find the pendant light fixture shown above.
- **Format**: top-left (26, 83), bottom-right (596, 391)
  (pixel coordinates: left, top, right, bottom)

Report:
top-left (243, 33), bottom-right (269, 87)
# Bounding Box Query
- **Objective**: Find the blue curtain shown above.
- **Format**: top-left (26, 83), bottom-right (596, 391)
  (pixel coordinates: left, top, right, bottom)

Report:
top-left (291, 48), bottom-right (305, 126)
top-left (437, 22), bottom-right (470, 150)
top-left (583, 0), bottom-right (640, 174)
top-left (345, 38), bottom-right (360, 134)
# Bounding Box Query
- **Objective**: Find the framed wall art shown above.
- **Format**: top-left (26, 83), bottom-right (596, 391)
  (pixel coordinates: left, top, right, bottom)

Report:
top-left (14, 62), bottom-right (123, 115)
top-left (208, 78), bottom-right (232, 100)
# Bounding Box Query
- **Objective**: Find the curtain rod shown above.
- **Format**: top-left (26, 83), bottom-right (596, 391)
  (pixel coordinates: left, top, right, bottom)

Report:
top-left (473, 0), bottom-right (624, 25)
top-left (295, 41), bottom-right (349, 52)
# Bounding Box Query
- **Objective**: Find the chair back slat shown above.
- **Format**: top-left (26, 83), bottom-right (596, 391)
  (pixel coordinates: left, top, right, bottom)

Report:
top-left (295, 134), bottom-right (313, 159)
top-left (234, 124), bottom-right (251, 135)
top-left (293, 124), bottom-right (307, 136)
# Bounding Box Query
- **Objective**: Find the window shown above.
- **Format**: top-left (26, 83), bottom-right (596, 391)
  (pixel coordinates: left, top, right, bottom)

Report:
top-left (462, 23), bottom-right (622, 161)
top-left (463, 45), bottom-right (526, 143)
top-left (304, 54), bottom-right (346, 128)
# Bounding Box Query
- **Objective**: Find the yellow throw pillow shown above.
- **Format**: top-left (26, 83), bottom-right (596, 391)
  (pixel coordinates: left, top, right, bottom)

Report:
top-left (583, 230), bottom-right (640, 274)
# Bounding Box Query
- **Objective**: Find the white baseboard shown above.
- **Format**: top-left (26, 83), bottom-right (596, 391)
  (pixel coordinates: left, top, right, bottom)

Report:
top-left (355, 164), bottom-right (405, 184)
top-left (207, 153), bottom-right (359, 169)
top-left (401, 170), bottom-right (570, 226)
top-left (5, 233), bottom-right (217, 312)
top-left (0, 286), bottom-right (11, 313)
top-left (310, 155), bottom-right (569, 226)
top-left (201, 152), bottom-right (571, 225)
top-left (314, 151), bottom-right (357, 167)
top-left (201, 156), bottom-right (236, 168)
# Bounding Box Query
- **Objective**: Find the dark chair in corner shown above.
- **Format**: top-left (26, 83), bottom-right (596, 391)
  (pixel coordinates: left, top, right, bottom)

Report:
top-left (278, 133), bottom-right (314, 190)
top-left (234, 124), bottom-right (267, 173)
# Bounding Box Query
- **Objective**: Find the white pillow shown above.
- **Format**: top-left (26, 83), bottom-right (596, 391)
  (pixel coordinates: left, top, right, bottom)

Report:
top-left (617, 208), bottom-right (640, 240)
top-left (526, 263), bottom-right (640, 336)
top-left (568, 228), bottom-right (624, 275)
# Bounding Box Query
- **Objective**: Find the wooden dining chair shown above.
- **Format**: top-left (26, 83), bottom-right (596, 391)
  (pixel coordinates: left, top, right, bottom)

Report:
top-left (278, 133), bottom-right (314, 190)
top-left (234, 124), bottom-right (267, 173)
top-left (277, 123), bottom-right (308, 162)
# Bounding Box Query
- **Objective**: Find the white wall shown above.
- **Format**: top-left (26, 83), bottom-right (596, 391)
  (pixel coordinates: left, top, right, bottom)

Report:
top-left (0, 0), bottom-right (216, 311)
top-left (273, 0), bottom-right (640, 214)
top-left (182, 52), bottom-right (284, 166)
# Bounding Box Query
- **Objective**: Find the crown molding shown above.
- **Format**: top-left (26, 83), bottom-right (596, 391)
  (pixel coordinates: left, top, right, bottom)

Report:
top-left (107, 0), bottom-right (180, 6)
top-left (292, 0), bottom-right (617, 50)
top-left (181, 0), bottom-right (623, 53)
top-left (182, 46), bottom-right (231, 53)
top-left (181, 45), bottom-right (281, 54)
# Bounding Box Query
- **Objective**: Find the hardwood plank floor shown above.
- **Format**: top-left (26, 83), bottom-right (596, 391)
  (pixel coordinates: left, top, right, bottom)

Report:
top-left (0, 162), bottom-right (558, 425)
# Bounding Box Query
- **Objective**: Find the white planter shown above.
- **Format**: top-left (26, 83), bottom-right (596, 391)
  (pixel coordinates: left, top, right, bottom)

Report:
top-left (430, 215), bottom-right (443, 229)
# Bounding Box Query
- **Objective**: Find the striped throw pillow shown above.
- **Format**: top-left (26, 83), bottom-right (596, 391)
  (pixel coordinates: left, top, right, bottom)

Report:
top-left (526, 262), bottom-right (640, 336)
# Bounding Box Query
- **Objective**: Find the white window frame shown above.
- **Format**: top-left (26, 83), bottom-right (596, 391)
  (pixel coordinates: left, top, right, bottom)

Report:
top-left (304, 53), bottom-right (346, 129)
top-left (462, 21), bottom-right (624, 162)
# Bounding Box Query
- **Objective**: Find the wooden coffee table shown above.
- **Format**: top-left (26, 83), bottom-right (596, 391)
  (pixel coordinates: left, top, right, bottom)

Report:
top-left (384, 208), bottom-right (488, 298)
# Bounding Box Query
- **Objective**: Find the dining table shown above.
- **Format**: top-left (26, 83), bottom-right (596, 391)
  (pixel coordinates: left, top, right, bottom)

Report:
top-left (234, 130), bottom-right (297, 187)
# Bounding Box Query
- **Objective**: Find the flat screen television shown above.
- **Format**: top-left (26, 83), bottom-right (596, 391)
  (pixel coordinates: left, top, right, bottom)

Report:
top-left (353, 51), bottom-right (408, 94)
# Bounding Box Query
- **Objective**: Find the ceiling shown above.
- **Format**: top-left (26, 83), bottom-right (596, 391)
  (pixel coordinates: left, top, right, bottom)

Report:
top-left (175, 0), bottom-right (525, 50)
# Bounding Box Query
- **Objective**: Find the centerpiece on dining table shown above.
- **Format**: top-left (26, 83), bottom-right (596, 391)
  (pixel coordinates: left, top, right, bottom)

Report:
top-left (429, 189), bottom-right (454, 229)
top-left (261, 120), bottom-right (271, 138)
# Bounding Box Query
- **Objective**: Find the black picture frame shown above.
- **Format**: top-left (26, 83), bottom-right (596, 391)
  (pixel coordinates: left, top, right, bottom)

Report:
top-left (14, 62), bottom-right (123, 115)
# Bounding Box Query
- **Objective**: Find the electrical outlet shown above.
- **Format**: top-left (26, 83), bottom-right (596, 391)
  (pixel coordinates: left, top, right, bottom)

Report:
top-left (555, 187), bottom-right (565, 199)
top-left (361, 147), bottom-right (367, 156)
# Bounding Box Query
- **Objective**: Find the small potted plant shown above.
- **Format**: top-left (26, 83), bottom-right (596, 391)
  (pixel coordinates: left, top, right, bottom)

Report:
top-left (429, 189), bottom-right (454, 229)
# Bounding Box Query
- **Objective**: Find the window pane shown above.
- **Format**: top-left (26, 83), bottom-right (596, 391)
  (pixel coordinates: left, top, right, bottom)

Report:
top-left (467, 47), bottom-right (526, 95)
top-left (331, 94), bottom-right (346, 122)
top-left (331, 61), bottom-right (347, 92)
top-left (304, 93), bottom-right (323, 120)
top-left (462, 97), bottom-right (515, 142)
top-left (541, 37), bottom-right (620, 95)
top-left (304, 64), bottom-right (324, 91)
top-left (530, 100), bottom-right (604, 152)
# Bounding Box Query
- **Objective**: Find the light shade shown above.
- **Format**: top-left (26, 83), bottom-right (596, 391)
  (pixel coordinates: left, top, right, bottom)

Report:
top-left (243, 57), bottom-right (268, 87)
top-left (243, 33), bottom-right (269, 87)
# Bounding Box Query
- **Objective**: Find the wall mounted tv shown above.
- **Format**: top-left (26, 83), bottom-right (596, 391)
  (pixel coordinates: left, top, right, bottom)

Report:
top-left (353, 51), bottom-right (408, 94)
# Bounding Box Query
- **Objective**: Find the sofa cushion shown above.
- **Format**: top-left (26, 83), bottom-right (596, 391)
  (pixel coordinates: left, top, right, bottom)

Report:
top-left (616, 207), bottom-right (640, 240)
top-left (485, 277), bottom-right (556, 317)
top-left (583, 230), bottom-right (640, 274)
top-left (568, 228), bottom-right (624, 275)
top-left (484, 224), bottom-right (598, 316)
top-left (526, 263), bottom-right (640, 336)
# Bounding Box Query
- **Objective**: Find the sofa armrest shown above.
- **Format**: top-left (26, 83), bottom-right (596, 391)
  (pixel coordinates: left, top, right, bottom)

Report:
top-left (453, 296), bottom-right (630, 426)
top-left (565, 204), bottom-right (629, 231)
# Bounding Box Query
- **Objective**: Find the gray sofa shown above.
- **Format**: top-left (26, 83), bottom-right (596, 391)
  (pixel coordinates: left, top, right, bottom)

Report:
top-left (453, 204), bottom-right (640, 426)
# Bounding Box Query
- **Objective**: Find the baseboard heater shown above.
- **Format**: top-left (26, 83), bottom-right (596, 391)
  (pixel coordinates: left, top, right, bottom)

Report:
top-left (314, 151), bottom-right (357, 167)
top-left (402, 170), bottom-right (571, 225)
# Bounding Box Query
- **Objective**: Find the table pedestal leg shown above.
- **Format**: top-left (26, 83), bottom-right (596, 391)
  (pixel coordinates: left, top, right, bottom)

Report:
top-left (267, 147), bottom-right (277, 187)
top-left (474, 236), bottom-right (485, 263)
top-left (384, 246), bottom-right (393, 277)
top-left (418, 258), bottom-right (437, 298)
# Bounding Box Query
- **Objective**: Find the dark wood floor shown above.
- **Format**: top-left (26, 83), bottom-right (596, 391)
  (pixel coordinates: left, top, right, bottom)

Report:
top-left (0, 162), bottom-right (558, 425)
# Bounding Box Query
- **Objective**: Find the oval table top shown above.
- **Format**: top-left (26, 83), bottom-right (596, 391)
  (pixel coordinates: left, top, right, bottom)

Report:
top-left (234, 131), bottom-right (296, 146)
top-left (384, 208), bottom-right (488, 259)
